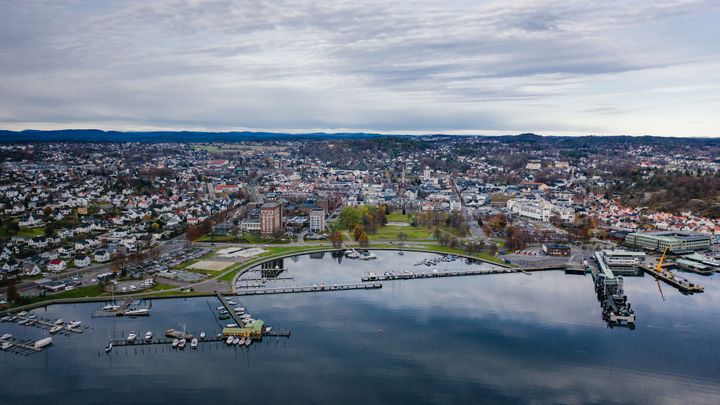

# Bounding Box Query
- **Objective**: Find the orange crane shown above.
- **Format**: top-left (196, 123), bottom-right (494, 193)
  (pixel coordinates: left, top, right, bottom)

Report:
top-left (656, 246), bottom-right (669, 272)
top-left (654, 247), bottom-right (669, 301)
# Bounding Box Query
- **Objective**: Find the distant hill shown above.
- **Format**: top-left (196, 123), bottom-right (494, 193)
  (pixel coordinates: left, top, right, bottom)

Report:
top-left (0, 129), bottom-right (718, 145)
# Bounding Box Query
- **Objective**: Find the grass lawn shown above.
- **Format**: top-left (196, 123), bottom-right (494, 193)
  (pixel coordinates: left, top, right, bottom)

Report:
top-left (386, 212), bottom-right (413, 222)
top-left (368, 225), bottom-right (433, 240)
top-left (18, 227), bottom-right (45, 238)
top-left (196, 235), bottom-right (239, 243)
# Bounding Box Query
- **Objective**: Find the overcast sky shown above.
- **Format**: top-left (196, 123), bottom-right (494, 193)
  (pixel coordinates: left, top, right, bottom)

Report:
top-left (1, 0), bottom-right (719, 136)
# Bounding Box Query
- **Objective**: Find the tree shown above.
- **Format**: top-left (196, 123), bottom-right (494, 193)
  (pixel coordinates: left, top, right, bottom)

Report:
top-left (6, 279), bottom-right (20, 303)
top-left (353, 224), bottom-right (364, 241)
top-left (359, 231), bottom-right (369, 247)
top-left (150, 222), bottom-right (160, 232)
top-left (329, 229), bottom-right (344, 248)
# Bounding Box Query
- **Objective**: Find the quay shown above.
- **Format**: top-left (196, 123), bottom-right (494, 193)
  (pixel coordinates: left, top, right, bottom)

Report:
top-left (593, 252), bottom-right (636, 327)
top-left (641, 266), bottom-right (704, 294)
top-left (235, 282), bottom-right (382, 295)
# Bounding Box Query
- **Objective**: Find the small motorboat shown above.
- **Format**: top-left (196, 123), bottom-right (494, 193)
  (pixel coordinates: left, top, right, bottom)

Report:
top-left (226, 336), bottom-right (234, 345)
top-left (144, 331), bottom-right (153, 341)
top-left (54, 319), bottom-right (64, 325)
top-left (240, 314), bottom-right (252, 319)
top-left (2, 341), bottom-right (13, 351)
top-left (216, 306), bottom-right (225, 310)
top-left (102, 304), bottom-right (120, 311)
top-left (191, 338), bottom-right (198, 349)
top-left (104, 342), bottom-right (113, 353)
top-left (49, 325), bottom-right (63, 334)
top-left (178, 338), bottom-right (186, 349)
top-left (172, 339), bottom-right (179, 348)
top-left (227, 300), bottom-right (237, 305)
top-left (1, 333), bottom-right (12, 340)
top-left (238, 337), bottom-right (245, 345)
top-left (68, 321), bottom-right (82, 329)
top-left (0, 316), bottom-right (12, 322)
top-left (233, 337), bottom-right (240, 345)
top-left (127, 331), bottom-right (137, 343)
top-left (226, 323), bottom-right (238, 328)
top-left (199, 331), bottom-right (206, 340)
top-left (264, 326), bottom-right (272, 333)
top-left (244, 338), bottom-right (252, 347)
top-left (234, 307), bottom-right (245, 312)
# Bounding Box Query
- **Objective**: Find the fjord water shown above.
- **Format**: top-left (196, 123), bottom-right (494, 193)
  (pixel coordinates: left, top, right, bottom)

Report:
top-left (2, 251), bottom-right (719, 404)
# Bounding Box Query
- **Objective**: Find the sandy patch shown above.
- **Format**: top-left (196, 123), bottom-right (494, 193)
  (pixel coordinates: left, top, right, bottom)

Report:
top-left (188, 260), bottom-right (235, 271)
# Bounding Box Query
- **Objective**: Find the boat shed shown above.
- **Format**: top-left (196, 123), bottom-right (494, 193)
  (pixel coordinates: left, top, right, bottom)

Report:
top-left (223, 320), bottom-right (264, 338)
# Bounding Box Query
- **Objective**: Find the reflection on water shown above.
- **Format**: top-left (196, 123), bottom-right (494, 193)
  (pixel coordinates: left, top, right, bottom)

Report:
top-left (1, 250), bottom-right (719, 404)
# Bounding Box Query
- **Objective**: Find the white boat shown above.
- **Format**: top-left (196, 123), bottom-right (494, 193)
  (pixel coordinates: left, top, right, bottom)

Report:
top-left (68, 321), bottom-right (82, 328)
top-left (0, 316), bottom-right (12, 322)
top-left (359, 252), bottom-right (377, 260)
top-left (54, 319), bottom-right (64, 325)
top-left (226, 323), bottom-right (238, 328)
top-left (17, 311), bottom-right (27, 317)
top-left (34, 337), bottom-right (53, 349)
top-left (123, 308), bottom-right (150, 316)
top-left (145, 331), bottom-right (153, 341)
top-left (244, 338), bottom-right (252, 346)
top-left (344, 249), bottom-right (360, 259)
top-left (178, 338), bottom-right (186, 349)
top-left (226, 336), bottom-right (234, 345)
top-left (49, 325), bottom-right (63, 334)
top-left (2, 341), bottom-right (14, 351)
top-left (1, 333), bottom-right (12, 340)
top-left (234, 307), bottom-right (246, 312)
top-left (172, 339), bottom-right (179, 348)
top-left (264, 326), bottom-right (272, 333)
top-left (102, 304), bottom-right (120, 311)
top-left (127, 331), bottom-right (137, 343)
top-left (233, 337), bottom-right (240, 345)
top-left (216, 306), bottom-right (225, 310)
top-left (240, 314), bottom-right (252, 319)
top-left (104, 342), bottom-right (113, 353)
top-left (199, 331), bottom-right (206, 340)
top-left (227, 300), bottom-right (237, 305)
top-left (191, 338), bottom-right (198, 349)
top-left (239, 337), bottom-right (245, 345)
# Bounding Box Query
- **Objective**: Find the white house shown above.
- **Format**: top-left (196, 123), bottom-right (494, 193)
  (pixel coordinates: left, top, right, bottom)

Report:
top-left (74, 255), bottom-right (91, 268)
top-left (94, 250), bottom-right (110, 263)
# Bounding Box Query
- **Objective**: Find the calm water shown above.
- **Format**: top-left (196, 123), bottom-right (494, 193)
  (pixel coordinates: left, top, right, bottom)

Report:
top-left (2, 250), bottom-right (720, 405)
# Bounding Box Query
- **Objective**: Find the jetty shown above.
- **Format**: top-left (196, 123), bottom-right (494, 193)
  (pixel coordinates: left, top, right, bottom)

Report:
top-left (593, 252), bottom-right (636, 327)
top-left (361, 268), bottom-right (519, 282)
top-left (234, 282), bottom-right (382, 295)
top-left (0, 336), bottom-right (44, 356)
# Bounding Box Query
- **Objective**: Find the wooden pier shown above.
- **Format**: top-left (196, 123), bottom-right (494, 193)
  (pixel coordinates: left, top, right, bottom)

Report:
top-left (1, 337), bottom-right (43, 355)
top-left (3, 314), bottom-right (89, 335)
top-left (216, 292), bottom-right (246, 327)
top-left (361, 268), bottom-right (519, 282)
top-left (235, 282), bottom-right (382, 295)
top-left (107, 331), bottom-right (291, 349)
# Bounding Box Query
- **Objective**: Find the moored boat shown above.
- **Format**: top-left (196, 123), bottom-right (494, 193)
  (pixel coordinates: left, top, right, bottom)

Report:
top-left (145, 331), bottom-right (153, 341)
top-left (127, 331), bottom-right (137, 343)
top-left (191, 338), bottom-right (198, 349)
top-left (226, 336), bottom-right (234, 345)
top-left (233, 337), bottom-right (240, 345)
top-left (199, 331), bottom-right (206, 340)
top-left (178, 338), bottom-right (186, 349)
top-left (49, 325), bottom-right (63, 334)
top-left (104, 342), bottom-right (113, 353)
top-left (172, 339), bottom-right (179, 348)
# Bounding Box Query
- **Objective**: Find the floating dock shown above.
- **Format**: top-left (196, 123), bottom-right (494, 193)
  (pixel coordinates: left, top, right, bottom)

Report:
top-left (640, 266), bottom-right (704, 294)
top-left (235, 283), bottom-right (382, 295)
top-left (361, 268), bottom-right (518, 282)
top-left (2, 313), bottom-right (89, 335)
top-left (0, 336), bottom-right (43, 356)
top-left (106, 331), bottom-right (291, 350)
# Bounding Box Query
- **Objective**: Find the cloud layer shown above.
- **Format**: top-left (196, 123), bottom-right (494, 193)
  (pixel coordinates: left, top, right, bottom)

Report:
top-left (1, 0), bottom-right (719, 136)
